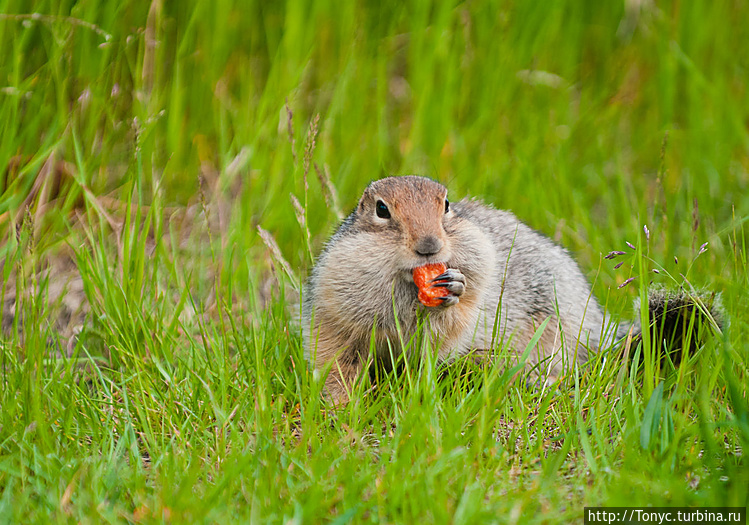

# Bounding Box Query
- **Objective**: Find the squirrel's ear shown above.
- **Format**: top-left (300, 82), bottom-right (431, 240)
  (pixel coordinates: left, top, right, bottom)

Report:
top-left (357, 197), bottom-right (367, 214)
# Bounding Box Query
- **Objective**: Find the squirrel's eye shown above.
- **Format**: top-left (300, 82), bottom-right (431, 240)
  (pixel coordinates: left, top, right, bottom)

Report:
top-left (376, 200), bottom-right (391, 219)
top-left (444, 199), bottom-right (450, 214)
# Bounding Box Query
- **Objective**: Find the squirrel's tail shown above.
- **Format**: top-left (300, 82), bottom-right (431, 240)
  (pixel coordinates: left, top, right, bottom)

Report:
top-left (617, 286), bottom-right (724, 365)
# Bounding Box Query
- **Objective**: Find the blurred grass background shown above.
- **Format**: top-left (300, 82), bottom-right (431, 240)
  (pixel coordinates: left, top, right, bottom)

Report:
top-left (0, 0), bottom-right (747, 522)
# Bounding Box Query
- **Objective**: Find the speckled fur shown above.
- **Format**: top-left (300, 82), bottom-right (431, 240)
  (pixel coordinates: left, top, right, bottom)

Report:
top-left (302, 176), bottom-right (624, 404)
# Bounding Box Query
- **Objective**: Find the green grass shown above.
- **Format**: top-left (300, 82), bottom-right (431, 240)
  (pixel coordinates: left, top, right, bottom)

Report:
top-left (1, 0), bottom-right (748, 522)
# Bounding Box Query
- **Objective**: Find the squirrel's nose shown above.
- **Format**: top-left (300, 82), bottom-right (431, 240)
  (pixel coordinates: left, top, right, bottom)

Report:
top-left (415, 235), bottom-right (443, 256)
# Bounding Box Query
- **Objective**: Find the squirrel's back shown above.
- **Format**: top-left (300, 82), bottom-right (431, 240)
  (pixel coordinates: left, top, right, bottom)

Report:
top-left (449, 198), bottom-right (610, 367)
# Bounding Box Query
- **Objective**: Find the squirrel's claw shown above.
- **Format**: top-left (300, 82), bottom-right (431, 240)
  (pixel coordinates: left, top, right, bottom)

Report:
top-left (432, 280), bottom-right (465, 296)
top-left (431, 268), bottom-right (466, 298)
top-left (432, 269), bottom-right (466, 285)
top-left (439, 295), bottom-right (460, 307)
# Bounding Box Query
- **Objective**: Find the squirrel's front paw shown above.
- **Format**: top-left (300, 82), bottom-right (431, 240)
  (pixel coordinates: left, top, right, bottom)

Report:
top-left (432, 268), bottom-right (465, 306)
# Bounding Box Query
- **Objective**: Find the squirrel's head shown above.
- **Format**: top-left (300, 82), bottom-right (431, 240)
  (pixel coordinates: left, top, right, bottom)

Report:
top-left (356, 176), bottom-right (453, 268)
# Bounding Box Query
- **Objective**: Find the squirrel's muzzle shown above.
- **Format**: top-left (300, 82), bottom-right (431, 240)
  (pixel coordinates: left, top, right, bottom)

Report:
top-left (414, 235), bottom-right (444, 256)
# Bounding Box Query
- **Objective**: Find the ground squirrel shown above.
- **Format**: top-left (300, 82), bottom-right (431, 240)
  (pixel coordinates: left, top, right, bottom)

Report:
top-left (302, 176), bottom-right (720, 404)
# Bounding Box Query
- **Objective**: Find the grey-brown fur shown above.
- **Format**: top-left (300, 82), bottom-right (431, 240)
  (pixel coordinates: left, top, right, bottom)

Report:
top-left (302, 176), bottom-right (678, 403)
